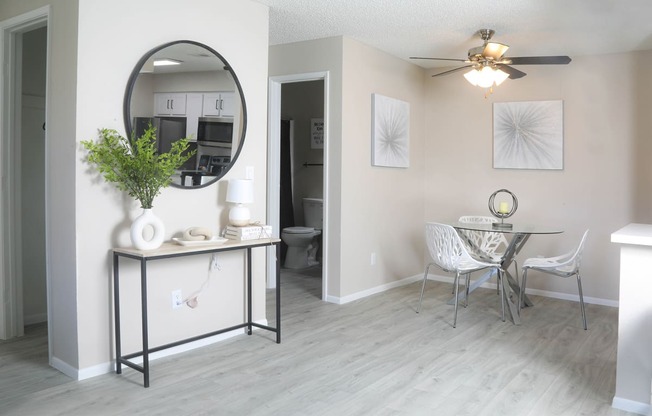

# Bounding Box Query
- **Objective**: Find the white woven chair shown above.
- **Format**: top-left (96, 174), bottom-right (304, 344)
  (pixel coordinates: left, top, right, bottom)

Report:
top-left (458, 215), bottom-right (519, 294)
top-left (418, 222), bottom-right (505, 328)
top-left (519, 230), bottom-right (590, 330)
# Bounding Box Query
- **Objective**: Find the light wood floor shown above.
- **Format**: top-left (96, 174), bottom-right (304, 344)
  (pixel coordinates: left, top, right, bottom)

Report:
top-left (0, 269), bottom-right (636, 416)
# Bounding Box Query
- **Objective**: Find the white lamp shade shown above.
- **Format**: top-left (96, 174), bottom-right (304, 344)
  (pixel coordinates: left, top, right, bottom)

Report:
top-left (476, 66), bottom-right (496, 88)
top-left (226, 179), bottom-right (253, 226)
top-left (493, 68), bottom-right (509, 86)
top-left (463, 69), bottom-right (480, 86)
top-left (226, 179), bottom-right (254, 204)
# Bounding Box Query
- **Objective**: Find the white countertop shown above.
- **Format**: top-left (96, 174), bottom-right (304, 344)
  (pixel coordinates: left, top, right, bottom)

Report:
top-left (611, 223), bottom-right (652, 247)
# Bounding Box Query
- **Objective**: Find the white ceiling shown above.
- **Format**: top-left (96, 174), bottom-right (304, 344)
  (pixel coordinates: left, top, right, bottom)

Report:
top-left (253, 0), bottom-right (652, 68)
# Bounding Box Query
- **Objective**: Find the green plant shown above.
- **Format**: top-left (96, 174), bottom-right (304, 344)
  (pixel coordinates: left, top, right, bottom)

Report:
top-left (82, 126), bottom-right (195, 209)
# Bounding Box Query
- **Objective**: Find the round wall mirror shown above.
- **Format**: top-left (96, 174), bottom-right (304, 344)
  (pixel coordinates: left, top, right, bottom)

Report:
top-left (124, 40), bottom-right (247, 188)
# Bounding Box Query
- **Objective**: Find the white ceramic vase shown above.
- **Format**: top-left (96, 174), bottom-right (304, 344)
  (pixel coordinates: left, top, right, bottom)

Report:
top-left (130, 208), bottom-right (165, 250)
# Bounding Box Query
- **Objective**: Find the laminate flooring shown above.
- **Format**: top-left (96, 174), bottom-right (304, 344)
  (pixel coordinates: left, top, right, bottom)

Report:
top-left (0, 268), bottom-right (637, 416)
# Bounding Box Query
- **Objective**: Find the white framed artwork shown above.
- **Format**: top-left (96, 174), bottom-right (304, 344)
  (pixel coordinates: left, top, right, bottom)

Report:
top-left (493, 100), bottom-right (563, 170)
top-left (371, 93), bottom-right (409, 168)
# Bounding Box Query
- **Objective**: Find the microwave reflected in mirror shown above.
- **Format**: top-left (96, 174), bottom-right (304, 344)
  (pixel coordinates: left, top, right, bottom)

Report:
top-left (123, 40), bottom-right (247, 189)
top-left (197, 117), bottom-right (233, 146)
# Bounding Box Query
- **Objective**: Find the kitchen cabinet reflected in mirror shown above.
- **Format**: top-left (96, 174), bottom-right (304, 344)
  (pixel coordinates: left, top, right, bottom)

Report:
top-left (124, 40), bottom-right (247, 188)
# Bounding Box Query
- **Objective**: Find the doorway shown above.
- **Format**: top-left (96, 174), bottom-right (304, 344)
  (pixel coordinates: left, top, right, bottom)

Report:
top-left (267, 72), bottom-right (329, 300)
top-left (0, 9), bottom-right (49, 343)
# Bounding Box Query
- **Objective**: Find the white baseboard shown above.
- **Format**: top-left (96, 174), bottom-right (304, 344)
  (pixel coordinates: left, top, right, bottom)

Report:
top-left (50, 356), bottom-right (79, 380)
top-left (72, 319), bottom-right (268, 381)
top-left (326, 274), bottom-right (423, 304)
top-left (425, 273), bottom-right (618, 307)
top-left (612, 396), bottom-right (650, 415)
top-left (325, 271), bottom-right (618, 307)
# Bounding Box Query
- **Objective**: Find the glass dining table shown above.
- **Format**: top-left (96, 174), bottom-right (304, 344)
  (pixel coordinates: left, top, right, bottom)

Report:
top-left (446, 220), bottom-right (563, 325)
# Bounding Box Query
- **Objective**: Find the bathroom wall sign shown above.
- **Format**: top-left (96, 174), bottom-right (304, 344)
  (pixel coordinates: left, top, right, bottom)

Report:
top-left (311, 118), bottom-right (324, 149)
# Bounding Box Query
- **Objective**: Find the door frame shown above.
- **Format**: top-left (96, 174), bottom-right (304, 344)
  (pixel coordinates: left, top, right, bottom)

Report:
top-left (267, 72), bottom-right (329, 300)
top-left (0, 6), bottom-right (50, 343)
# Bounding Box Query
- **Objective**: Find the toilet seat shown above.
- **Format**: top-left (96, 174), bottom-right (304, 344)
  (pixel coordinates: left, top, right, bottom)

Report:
top-left (283, 226), bottom-right (315, 234)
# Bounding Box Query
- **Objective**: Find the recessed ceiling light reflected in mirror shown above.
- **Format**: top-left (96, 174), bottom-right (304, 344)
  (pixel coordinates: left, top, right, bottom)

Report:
top-left (153, 58), bottom-right (182, 66)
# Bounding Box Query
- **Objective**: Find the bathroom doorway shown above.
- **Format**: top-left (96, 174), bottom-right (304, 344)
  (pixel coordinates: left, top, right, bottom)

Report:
top-left (0, 9), bottom-right (50, 343)
top-left (267, 72), bottom-right (329, 301)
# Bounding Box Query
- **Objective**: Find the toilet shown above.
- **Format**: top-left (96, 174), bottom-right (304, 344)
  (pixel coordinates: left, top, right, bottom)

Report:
top-left (281, 198), bottom-right (323, 269)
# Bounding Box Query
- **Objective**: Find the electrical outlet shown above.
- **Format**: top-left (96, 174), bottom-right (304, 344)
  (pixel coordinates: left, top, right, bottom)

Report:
top-left (371, 252), bottom-right (377, 266)
top-left (172, 290), bottom-right (183, 309)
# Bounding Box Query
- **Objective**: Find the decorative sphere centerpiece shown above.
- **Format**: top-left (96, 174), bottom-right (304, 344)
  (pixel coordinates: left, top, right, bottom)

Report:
top-left (488, 189), bottom-right (518, 229)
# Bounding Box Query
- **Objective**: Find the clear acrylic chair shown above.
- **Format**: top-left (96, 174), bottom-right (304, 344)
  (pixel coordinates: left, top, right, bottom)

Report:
top-left (519, 230), bottom-right (590, 330)
top-left (417, 222), bottom-right (505, 328)
top-left (458, 215), bottom-right (519, 295)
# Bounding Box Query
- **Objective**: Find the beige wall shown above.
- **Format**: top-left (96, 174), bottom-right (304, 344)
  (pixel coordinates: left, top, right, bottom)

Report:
top-left (74, 0), bottom-right (269, 371)
top-left (339, 38), bottom-right (425, 296)
top-left (270, 37), bottom-right (426, 299)
top-left (632, 52), bottom-right (652, 222)
top-left (425, 50), bottom-right (652, 302)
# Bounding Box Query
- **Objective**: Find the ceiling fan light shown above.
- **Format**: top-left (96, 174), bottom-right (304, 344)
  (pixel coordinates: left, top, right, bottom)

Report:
top-left (483, 42), bottom-right (509, 60)
top-left (476, 66), bottom-right (496, 88)
top-left (494, 68), bottom-right (509, 86)
top-left (464, 69), bottom-right (480, 86)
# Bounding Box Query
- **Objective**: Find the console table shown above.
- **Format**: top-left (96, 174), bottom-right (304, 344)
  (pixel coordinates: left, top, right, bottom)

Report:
top-left (112, 238), bottom-right (281, 387)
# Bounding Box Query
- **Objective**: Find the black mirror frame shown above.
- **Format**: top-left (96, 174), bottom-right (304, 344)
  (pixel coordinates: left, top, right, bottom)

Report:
top-left (123, 40), bottom-right (247, 189)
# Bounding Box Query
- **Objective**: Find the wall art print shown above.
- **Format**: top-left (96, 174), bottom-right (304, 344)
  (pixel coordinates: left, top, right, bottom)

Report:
top-left (493, 100), bottom-right (563, 170)
top-left (371, 93), bottom-right (409, 168)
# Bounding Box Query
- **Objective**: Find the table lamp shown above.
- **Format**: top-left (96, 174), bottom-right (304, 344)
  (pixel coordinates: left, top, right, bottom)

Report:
top-left (226, 179), bottom-right (254, 226)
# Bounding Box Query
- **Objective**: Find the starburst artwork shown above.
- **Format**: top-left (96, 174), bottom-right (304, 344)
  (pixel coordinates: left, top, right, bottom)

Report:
top-left (493, 100), bottom-right (563, 170)
top-left (372, 93), bottom-right (410, 168)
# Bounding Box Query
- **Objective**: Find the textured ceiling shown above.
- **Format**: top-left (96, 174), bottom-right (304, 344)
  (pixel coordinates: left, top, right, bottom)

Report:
top-left (253, 0), bottom-right (652, 68)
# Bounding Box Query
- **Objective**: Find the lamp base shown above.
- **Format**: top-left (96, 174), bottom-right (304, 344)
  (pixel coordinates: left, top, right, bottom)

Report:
top-left (492, 222), bottom-right (513, 229)
top-left (229, 205), bottom-right (251, 227)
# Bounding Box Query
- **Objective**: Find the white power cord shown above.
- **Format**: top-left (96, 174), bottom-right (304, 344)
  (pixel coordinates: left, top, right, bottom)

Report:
top-left (183, 253), bottom-right (220, 309)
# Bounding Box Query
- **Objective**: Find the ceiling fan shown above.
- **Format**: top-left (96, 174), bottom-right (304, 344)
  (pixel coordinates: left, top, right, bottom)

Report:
top-left (410, 29), bottom-right (571, 88)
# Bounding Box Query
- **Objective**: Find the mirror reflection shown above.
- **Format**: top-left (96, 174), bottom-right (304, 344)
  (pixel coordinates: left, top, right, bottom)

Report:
top-left (124, 40), bottom-right (246, 188)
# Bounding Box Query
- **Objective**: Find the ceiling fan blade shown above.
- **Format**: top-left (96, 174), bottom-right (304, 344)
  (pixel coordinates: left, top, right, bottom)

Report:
top-left (431, 65), bottom-right (473, 77)
top-left (410, 56), bottom-right (468, 62)
top-left (498, 65), bottom-right (527, 79)
top-left (508, 56), bottom-right (572, 65)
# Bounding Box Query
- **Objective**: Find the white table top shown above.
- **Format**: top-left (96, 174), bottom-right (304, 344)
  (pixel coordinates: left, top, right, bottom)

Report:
top-left (441, 221), bottom-right (563, 235)
top-left (611, 223), bottom-right (652, 247)
top-left (113, 238), bottom-right (280, 259)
